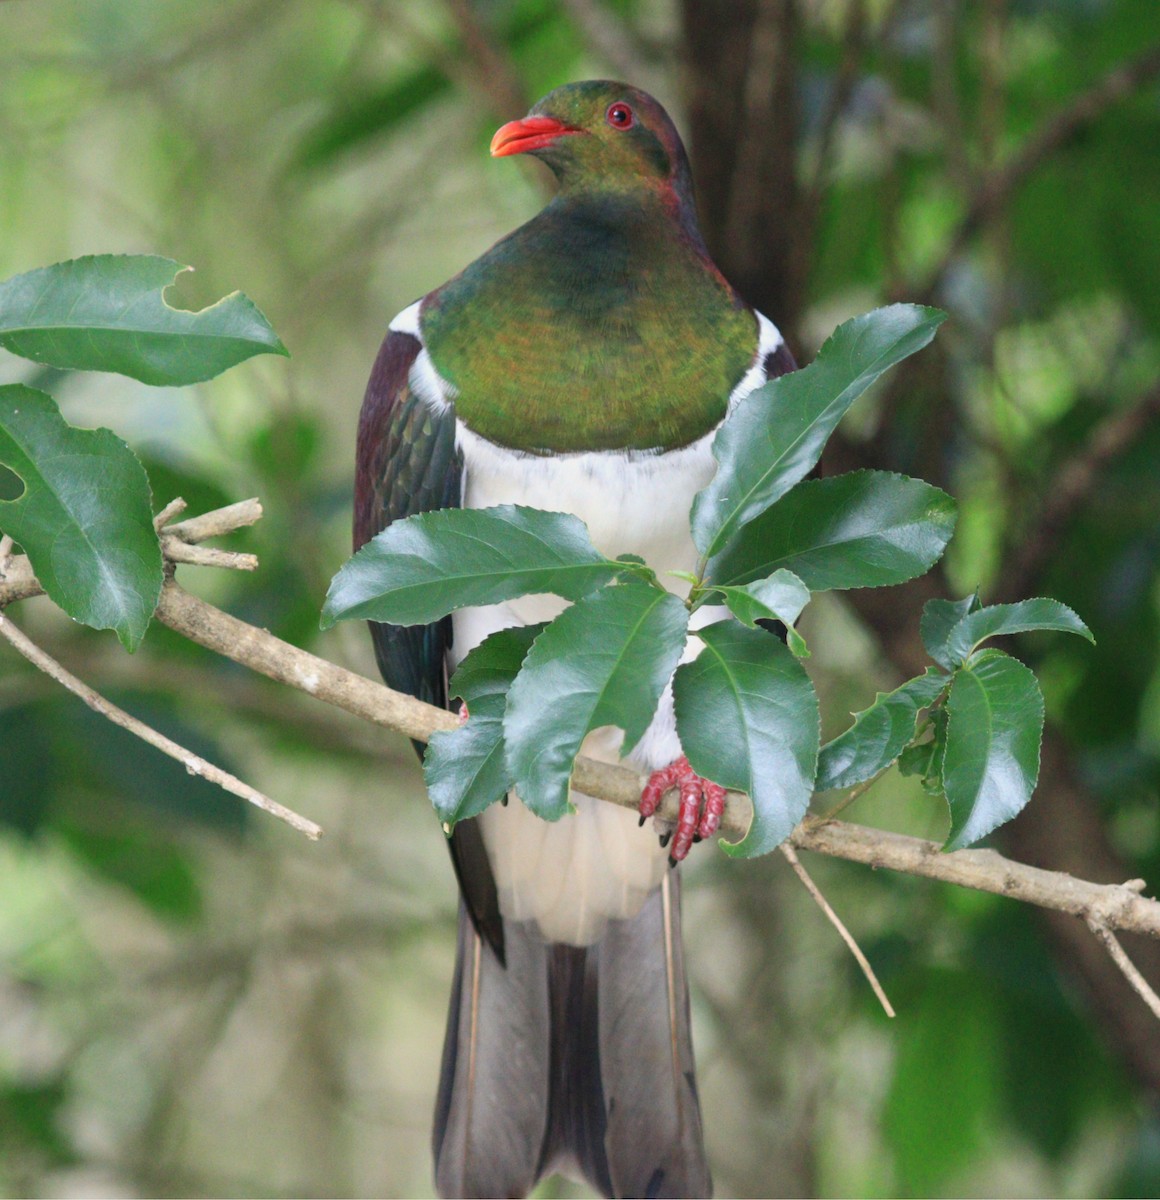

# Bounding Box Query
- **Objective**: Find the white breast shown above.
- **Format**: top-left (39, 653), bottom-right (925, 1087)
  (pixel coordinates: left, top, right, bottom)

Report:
top-left (397, 300), bottom-right (787, 945)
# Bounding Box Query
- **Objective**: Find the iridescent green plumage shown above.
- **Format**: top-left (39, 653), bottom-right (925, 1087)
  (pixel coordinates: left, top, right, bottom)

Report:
top-left (421, 81), bottom-right (757, 453)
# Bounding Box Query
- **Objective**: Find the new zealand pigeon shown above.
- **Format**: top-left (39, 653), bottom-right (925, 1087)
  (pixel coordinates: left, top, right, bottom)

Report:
top-left (354, 80), bottom-right (796, 1199)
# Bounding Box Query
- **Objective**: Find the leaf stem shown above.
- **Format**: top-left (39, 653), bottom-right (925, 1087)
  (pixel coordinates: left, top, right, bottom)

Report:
top-left (811, 764), bottom-right (893, 825)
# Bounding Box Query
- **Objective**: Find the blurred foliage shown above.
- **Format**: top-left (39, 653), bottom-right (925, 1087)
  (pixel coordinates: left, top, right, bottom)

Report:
top-left (0, 0), bottom-right (1158, 1196)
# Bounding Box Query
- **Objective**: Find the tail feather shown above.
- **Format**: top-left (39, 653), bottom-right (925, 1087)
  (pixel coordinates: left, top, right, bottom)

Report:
top-left (434, 874), bottom-right (711, 1198)
top-left (590, 872), bottom-right (711, 1199)
top-left (433, 902), bottom-right (551, 1199)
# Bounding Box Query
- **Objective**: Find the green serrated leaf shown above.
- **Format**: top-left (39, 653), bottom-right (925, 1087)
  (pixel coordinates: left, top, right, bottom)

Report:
top-left (425, 695), bottom-right (510, 825)
top-left (673, 621), bottom-right (819, 856)
top-left (504, 581), bottom-right (689, 820)
top-left (424, 626), bottom-right (544, 824)
top-left (614, 553), bottom-right (659, 585)
top-left (322, 505), bottom-right (620, 628)
top-left (0, 385), bottom-right (161, 650)
top-left (920, 772), bottom-right (946, 799)
top-left (816, 669), bottom-right (949, 792)
top-left (709, 570), bottom-right (811, 656)
top-left (0, 256), bottom-right (287, 385)
top-left (448, 624), bottom-right (545, 706)
top-left (709, 569), bottom-right (810, 626)
top-left (706, 470), bottom-right (957, 591)
top-left (691, 305), bottom-right (946, 559)
top-left (921, 594), bottom-right (980, 669)
top-left (943, 650), bottom-right (1044, 850)
top-left (943, 599), bottom-right (1095, 666)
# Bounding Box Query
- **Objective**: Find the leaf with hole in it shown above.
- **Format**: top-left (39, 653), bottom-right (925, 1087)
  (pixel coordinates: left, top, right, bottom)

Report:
top-left (424, 625), bottom-right (544, 825)
top-left (816, 669), bottom-right (949, 792)
top-left (707, 471), bottom-right (957, 592)
top-left (921, 595), bottom-right (981, 669)
top-left (673, 621), bottom-right (819, 856)
top-left (942, 650), bottom-right (1044, 850)
top-left (504, 581), bottom-right (689, 821)
top-left (691, 305), bottom-right (946, 560)
top-left (708, 570), bottom-right (811, 656)
top-left (0, 385), bottom-right (160, 651)
top-left (0, 255), bottom-right (287, 385)
top-left (898, 739), bottom-right (937, 780)
top-left (899, 709), bottom-right (950, 798)
top-left (943, 599), bottom-right (1094, 666)
top-left (322, 505), bottom-right (620, 628)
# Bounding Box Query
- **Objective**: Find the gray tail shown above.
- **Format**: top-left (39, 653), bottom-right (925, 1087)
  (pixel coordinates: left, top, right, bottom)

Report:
top-left (433, 872), bottom-right (711, 1199)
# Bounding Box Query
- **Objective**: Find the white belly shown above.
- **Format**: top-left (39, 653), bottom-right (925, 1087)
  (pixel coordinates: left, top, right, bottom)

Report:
top-left (451, 425), bottom-right (716, 945)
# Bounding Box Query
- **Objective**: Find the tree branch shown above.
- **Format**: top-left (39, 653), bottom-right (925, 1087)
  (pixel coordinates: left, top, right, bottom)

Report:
top-left (443, 0), bottom-right (530, 122)
top-left (780, 842), bottom-right (895, 1018)
top-left (1087, 918), bottom-right (1160, 1023)
top-left (0, 608), bottom-right (322, 841)
top-left (1000, 381), bottom-right (1160, 601)
top-left (5, 501), bottom-right (1160, 943)
top-left (911, 43), bottom-right (1160, 302)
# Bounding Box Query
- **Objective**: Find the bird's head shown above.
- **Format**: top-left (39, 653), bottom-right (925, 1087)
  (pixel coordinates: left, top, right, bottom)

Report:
top-left (490, 80), bottom-right (695, 208)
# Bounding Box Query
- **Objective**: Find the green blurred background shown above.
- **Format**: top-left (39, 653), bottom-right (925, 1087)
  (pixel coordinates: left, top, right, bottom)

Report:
top-left (2, 1), bottom-right (1160, 1195)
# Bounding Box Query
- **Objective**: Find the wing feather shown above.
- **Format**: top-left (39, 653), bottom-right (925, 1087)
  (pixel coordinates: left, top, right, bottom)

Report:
top-left (355, 324), bottom-right (503, 958)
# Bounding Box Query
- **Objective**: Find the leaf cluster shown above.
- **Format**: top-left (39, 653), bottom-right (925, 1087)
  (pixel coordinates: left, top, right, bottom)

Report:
top-left (323, 305), bottom-right (1093, 854)
top-left (0, 255), bottom-right (286, 650)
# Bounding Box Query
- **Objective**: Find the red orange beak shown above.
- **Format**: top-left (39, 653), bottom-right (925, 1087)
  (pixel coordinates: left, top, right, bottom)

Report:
top-left (490, 115), bottom-right (579, 157)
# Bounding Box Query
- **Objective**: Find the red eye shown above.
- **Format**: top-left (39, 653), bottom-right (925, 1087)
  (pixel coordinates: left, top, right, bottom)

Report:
top-left (606, 102), bottom-right (634, 130)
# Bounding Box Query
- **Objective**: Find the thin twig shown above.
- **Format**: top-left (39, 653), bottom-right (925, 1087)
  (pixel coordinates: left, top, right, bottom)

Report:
top-left (441, 0), bottom-right (529, 120)
top-left (165, 497), bottom-right (263, 544)
top-left (910, 44), bottom-right (1160, 302)
top-left (1086, 916), bottom-right (1160, 1022)
top-left (559, 0), bottom-right (667, 92)
top-left (0, 609), bottom-right (322, 841)
top-left (161, 539), bottom-right (259, 571)
top-left (153, 497), bottom-right (188, 530)
top-left (0, 553), bottom-right (41, 606)
top-left (781, 842), bottom-right (895, 1017)
top-left (813, 764), bottom-right (892, 824)
top-left (0, 533), bottom-right (14, 569)
top-left (1001, 382), bottom-right (1160, 600)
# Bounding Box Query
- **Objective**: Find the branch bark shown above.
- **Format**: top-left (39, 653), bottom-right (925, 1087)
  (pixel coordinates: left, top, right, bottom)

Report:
top-left (121, 584), bottom-right (1160, 941)
top-left (5, 505), bottom-right (1160, 942)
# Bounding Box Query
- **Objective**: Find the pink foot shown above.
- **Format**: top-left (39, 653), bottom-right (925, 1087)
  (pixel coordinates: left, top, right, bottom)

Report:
top-left (639, 756), bottom-right (726, 865)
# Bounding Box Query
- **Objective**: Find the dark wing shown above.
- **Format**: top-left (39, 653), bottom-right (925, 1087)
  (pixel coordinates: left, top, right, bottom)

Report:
top-left (354, 324), bottom-right (504, 958)
top-left (761, 337), bottom-right (797, 381)
top-left (355, 328), bottom-right (459, 703)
